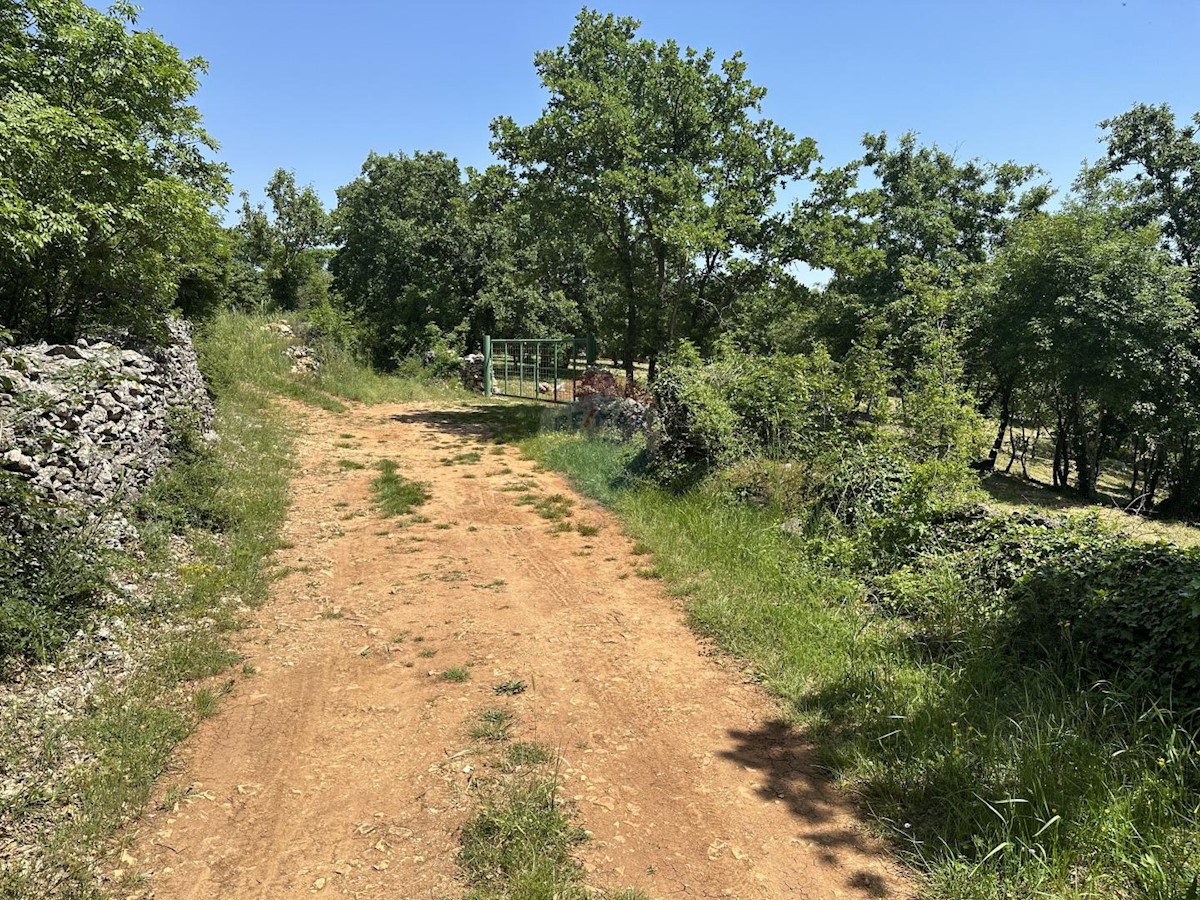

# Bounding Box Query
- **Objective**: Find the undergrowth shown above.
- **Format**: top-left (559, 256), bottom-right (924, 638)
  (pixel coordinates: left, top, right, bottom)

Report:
top-left (510, 421), bottom-right (1200, 900)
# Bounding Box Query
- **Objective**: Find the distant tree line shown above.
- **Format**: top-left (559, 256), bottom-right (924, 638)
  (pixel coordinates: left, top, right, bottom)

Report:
top-left (4, 2), bottom-right (1200, 514)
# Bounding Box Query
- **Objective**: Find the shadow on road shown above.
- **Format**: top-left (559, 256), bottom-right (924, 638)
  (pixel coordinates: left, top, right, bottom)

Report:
top-left (722, 719), bottom-right (899, 898)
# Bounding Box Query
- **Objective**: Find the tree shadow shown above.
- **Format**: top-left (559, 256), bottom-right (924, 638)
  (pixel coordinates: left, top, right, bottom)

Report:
top-left (389, 402), bottom-right (546, 443)
top-left (721, 719), bottom-right (899, 897)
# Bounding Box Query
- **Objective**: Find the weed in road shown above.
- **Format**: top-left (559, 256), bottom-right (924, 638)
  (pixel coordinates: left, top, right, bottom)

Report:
top-left (417, 647), bottom-right (437, 658)
top-left (459, 773), bottom-right (646, 900)
top-left (575, 522), bottom-right (602, 536)
top-left (493, 680), bottom-right (526, 696)
top-left (500, 480), bottom-right (537, 492)
top-left (441, 666), bottom-right (470, 683)
top-left (534, 494), bottom-right (573, 521)
top-left (337, 459), bottom-right (365, 470)
top-left (470, 707), bottom-right (515, 742)
top-left (503, 741), bottom-right (549, 768)
top-left (371, 460), bottom-right (431, 517)
top-left (441, 451), bottom-right (482, 466)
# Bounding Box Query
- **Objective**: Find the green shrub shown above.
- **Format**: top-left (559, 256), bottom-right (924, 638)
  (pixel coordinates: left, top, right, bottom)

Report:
top-left (391, 322), bottom-right (463, 382)
top-left (304, 295), bottom-right (363, 352)
top-left (1005, 534), bottom-right (1200, 712)
top-left (867, 502), bottom-right (1200, 712)
top-left (648, 344), bottom-right (743, 485)
top-left (0, 473), bottom-right (108, 664)
top-left (650, 343), bottom-right (859, 485)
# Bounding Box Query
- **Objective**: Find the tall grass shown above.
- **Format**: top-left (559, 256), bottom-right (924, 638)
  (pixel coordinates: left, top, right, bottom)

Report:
top-left (311, 341), bottom-right (470, 404)
top-left (514, 427), bottom-right (1200, 900)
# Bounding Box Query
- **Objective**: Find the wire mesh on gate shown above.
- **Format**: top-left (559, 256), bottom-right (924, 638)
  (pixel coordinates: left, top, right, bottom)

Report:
top-left (484, 336), bottom-right (596, 403)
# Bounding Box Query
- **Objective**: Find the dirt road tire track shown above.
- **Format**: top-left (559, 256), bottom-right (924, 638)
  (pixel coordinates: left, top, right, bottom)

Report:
top-left (127, 401), bottom-right (911, 899)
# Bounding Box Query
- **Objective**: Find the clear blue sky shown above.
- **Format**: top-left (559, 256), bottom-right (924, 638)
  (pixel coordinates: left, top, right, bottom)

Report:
top-left (129, 0), bottom-right (1199, 215)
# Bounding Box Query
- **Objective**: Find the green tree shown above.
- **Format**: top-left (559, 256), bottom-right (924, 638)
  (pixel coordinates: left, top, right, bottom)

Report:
top-left (491, 8), bottom-right (816, 381)
top-left (0, 0), bottom-right (229, 341)
top-left (330, 151), bottom-right (475, 365)
top-left (981, 195), bottom-right (1192, 499)
top-left (460, 165), bottom-right (585, 346)
top-left (233, 169), bottom-right (329, 310)
top-left (793, 132), bottom-right (1049, 380)
top-left (1097, 103), bottom-right (1200, 271)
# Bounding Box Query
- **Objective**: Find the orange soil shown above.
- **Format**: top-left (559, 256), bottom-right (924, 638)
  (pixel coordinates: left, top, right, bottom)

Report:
top-left (125, 402), bottom-right (911, 899)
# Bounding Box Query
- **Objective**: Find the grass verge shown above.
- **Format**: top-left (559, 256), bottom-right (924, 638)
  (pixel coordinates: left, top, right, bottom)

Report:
top-left (505, 420), bottom-right (1200, 900)
top-left (0, 312), bottom-right (293, 898)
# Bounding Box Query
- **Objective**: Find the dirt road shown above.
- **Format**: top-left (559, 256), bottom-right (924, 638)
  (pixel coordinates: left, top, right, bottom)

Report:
top-left (127, 402), bottom-right (910, 899)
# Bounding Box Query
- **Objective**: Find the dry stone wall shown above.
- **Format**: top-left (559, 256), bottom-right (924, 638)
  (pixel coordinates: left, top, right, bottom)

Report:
top-left (0, 319), bottom-right (213, 516)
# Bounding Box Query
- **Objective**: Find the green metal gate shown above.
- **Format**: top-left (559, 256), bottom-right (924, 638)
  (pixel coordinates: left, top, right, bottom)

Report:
top-left (483, 335), bottom-right (597, 403)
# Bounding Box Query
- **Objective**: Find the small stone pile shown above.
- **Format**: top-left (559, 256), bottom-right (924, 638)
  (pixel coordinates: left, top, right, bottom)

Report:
top-left (461, 353), bottom-right (497, 393)
top-left (571, 368), bottom-right (655, 439)
top-left (575, 368), bottom-right (620, 398)
top-left (574, 393), bottom-right (655, 439)
top-left (285, 344), bottom-right (319, 375)
top-left (0, 318), bottom-right (213, 517)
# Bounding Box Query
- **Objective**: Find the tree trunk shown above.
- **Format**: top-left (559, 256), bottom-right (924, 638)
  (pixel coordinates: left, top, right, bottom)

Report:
top-left (617, 226), bottom-right (638, 384)
top-left (649, 247), bottom-right (667, 381)
top-left (981, 382), bottom-right (1013, 472)
top-left (1053, 410), bottom-right (1069, 488)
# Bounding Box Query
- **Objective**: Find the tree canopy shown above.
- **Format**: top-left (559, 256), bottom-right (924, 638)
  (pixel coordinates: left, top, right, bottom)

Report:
top-left (490, 9), bottom-right (816, 379)
top-left (0, 0), bottom-right (228, 341)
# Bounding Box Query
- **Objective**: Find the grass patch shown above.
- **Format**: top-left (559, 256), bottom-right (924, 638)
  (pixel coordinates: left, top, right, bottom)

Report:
top-left (266, 374), bottom-right (348, 413)
top-left (459, 777), bottom-right (586, 899)
top-left (493, 679), bottom-right (526, 696)
top-left (459, 767), bottom-right (647, 900)
top-left (441, 666), bottom-right (470, 683)
top-left (533, 494), bottom-right (574, 521)
top-left (575, 521), bottom-right (602, 536)
top-left (310, 341), bottom-right (470, 404)
top-left (470, 707), bottom-right (515, 742)
top-left (500, 481), bottom-right (537, 492)
top-left (442, 451), bottom-right (483, 466)
top-left (503, 741), bottom-right (550, 768)
top-left (371, 460), bottom-right (431, 517)
top-left (337, 459), bottom-right (365, 470)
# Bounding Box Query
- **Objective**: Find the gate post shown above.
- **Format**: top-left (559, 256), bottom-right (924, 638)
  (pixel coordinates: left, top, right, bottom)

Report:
top-left (483, 335), bottom-right (492, 396)
top-left (586, 333), bottom-right (597, 367)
